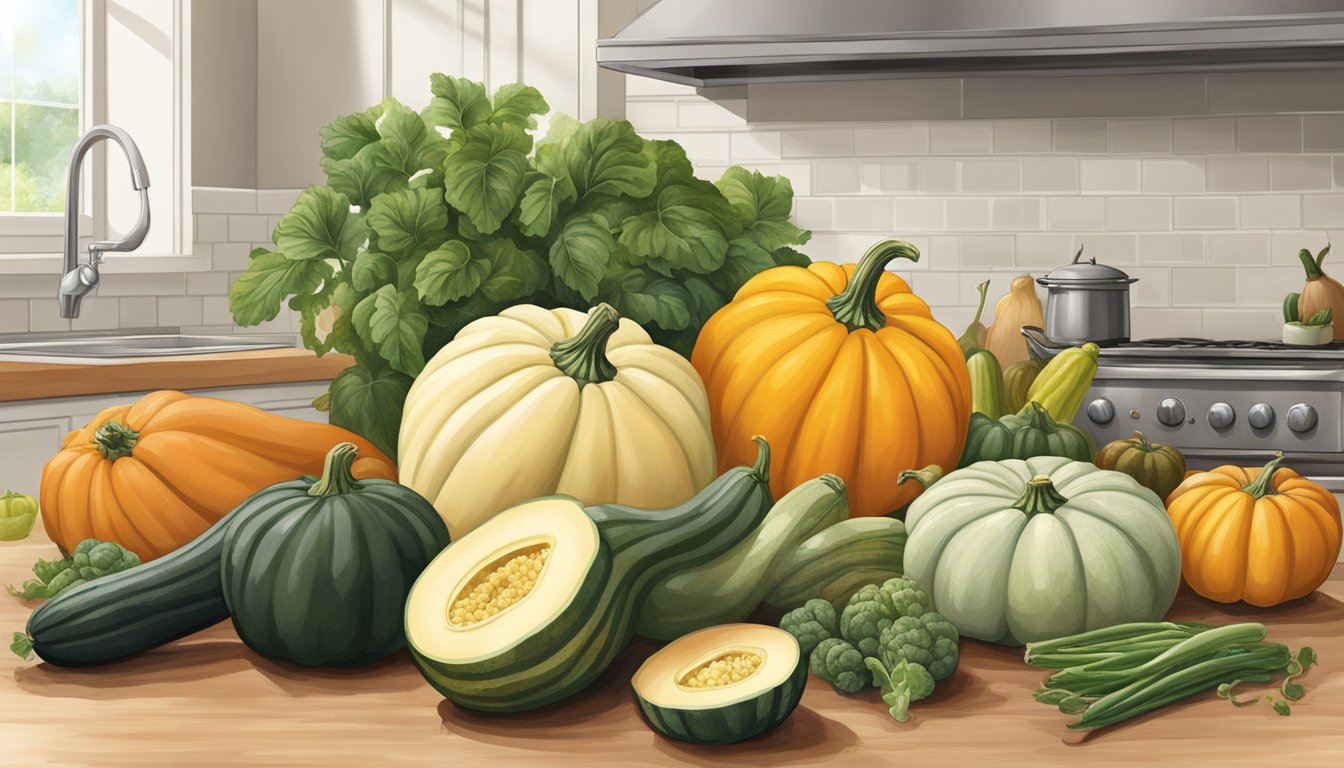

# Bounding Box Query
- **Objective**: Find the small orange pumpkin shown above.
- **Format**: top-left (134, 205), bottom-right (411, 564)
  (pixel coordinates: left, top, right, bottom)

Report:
top-left (1165, 452), bottom-right (1342, 607)
top-left (691, 238), bottom-right (971, 517)
top-left (41, 390), bottom-right (398, 561)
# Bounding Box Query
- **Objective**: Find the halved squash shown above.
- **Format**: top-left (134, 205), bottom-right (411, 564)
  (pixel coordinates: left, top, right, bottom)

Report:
top-left (632, 624), bottom-right (806, 744)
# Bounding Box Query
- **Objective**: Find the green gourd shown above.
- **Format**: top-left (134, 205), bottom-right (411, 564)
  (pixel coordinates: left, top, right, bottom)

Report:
top-left (636, 473), bottom-right (848, 641)
top-left (959, 401), bottom-right (1096, 467)
top-left (1002, 348), bottom-right (1047, 414)
top-left (220, 443), bottom-right (449, 667)
top-left (967, 348), bottom-right (1008, 420)
top-left (761, 516), bottom-right (907, 614)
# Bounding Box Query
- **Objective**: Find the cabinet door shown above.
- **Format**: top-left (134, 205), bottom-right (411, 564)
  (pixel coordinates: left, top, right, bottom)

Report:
top-left (0, 417), bottom-right (72, 498)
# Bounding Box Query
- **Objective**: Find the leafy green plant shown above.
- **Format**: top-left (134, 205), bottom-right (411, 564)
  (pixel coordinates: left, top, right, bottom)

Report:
top-left (6, 539), bottom-right (140, 601)
top-left (229, 75), bottom-right (811, 457)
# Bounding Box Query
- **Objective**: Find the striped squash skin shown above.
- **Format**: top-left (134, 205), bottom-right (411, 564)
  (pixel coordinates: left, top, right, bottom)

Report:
top-left (410, 461), bottom-right (772, 712)
top-left (21, 513), bottom-right (231, 666)
top-left (637, 658), bottom-right (807, 744)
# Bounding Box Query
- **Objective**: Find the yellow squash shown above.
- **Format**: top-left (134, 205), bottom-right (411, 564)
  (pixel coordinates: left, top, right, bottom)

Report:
top-left (1026, 342), bottom-right (1099, 422)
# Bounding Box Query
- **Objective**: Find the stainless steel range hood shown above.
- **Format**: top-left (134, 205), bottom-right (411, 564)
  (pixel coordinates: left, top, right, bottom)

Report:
top-left (597, 0), bottom-right (1344, 86)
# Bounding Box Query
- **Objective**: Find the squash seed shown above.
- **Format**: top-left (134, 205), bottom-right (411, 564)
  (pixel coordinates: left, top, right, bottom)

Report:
top-left (678, 651), bottom-right (764, 689)
top-left (449, 544), bottom-right (552, 627)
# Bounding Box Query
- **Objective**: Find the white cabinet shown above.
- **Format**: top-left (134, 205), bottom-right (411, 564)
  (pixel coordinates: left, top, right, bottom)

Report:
top-left (0, 382), bottom-right (331, 498)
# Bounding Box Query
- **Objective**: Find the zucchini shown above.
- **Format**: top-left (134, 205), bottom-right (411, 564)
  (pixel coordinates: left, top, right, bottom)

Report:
top-left (406, 438), bottom-right (774, 712)
top-left (1026, 342), bottom-right (1099, 422)
top-left (1284, 291), bottom-right (1301, 324)
top-left (15, 515), bottom-right (230, 666)
top-left (636, 473), bottom-right (847, 641)
top-left (967, 349), bottom-right (1008, 420)
top-left (762, 517), bottom-right (907, 614)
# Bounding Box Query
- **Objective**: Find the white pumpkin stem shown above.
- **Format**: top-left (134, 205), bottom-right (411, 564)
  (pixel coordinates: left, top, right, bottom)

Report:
top-left (1012, 474), bottom-right (1069, 517)
top-left (551, 303), bottom-right (620, 388)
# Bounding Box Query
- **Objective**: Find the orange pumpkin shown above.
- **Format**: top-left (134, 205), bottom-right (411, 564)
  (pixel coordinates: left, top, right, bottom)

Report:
top-left (692, 238), bottom-right (971, 517)
top-left (41, 390), bottom-right (397, 561)
top-left (1166, 452), bottom-right (1342, 607)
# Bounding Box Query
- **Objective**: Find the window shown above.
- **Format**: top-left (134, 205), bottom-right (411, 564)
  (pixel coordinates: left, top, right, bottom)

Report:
top-left (0, 0), bottom-right (80, 214)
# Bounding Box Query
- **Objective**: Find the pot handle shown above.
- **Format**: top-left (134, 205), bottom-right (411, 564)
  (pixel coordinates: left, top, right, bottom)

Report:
top-left (1019, 326), bottom-right (1064, 360)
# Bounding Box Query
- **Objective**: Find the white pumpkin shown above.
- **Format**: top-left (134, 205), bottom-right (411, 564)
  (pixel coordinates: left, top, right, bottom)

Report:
top-left (398, 303), bottom-right (718, 538)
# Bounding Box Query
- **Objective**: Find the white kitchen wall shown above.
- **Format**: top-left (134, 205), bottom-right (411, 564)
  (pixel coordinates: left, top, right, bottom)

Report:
top-left (622, 71), bottom-right (1344, 340)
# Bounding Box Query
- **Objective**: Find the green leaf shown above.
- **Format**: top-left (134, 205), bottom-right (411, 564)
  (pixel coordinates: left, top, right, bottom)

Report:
top-left (611, 268), bottom-right (692, 331)
top-left (352, 285), bottom-right (429, 377)
top-left (773, 245), bottom-right (811, 267)
top-left (366, 98), bottom-right (451, 183)
top-left (1272, 700), bottom-right (1292, 716)
top-left (644, 138), bottom-right (695, 198)
top-left (324, 282), bottom-right (368, 356)
top-left (563, 118), bottom-right (656, 200)
top-left (11, 631), bottom-right (32, 661)
top-left (716, 168), bottom-right (810, 251)
top-left (320, 152), bottom-right (406, 211)
top-left (424, 74), bottom-right (492, 133)
top-left (229, 248), bottom-right (334, 326)
top-left (714, 237), bottom-right (778, 294)
top-left (537, 112), bottom-right (581, 147)
top-left (549, 212), bottom-right (615, 300)
top-left (414, 241), bottom-right (489, 306)
top-left (517, 166), bottom-right (577, 239)
top-left (319, 103), bottom-right (383, 161)
top-left (618, 182), bottom-right (740, 274)
top-left (490, 83), bottom-right (548, 130)
top-left (479, 239), bottom-right (548, 303)
top-left (681, 275), bottom-right (727, 326)
top-left (291, 289), bottom-right (337, 355)
top-left (328, 363), bottom-right (412, 459)
top-left (350, 250), bottom-right (397, 292)
top-left (367, 187), bottom-right (450, 254)
top-left (442, 123), bottom-right (532, 235)
top-left (273, 186), bottom-right (368, 262)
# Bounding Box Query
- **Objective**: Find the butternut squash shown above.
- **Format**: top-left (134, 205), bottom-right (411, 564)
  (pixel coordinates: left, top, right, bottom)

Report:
top-left (984, 275), bottom-right (1045, 367)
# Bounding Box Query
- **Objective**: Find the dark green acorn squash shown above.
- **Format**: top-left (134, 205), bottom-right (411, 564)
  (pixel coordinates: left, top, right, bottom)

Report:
top-left (220, 442), bottom-right (449, 667)
top-left (959, 401), bottom-right (1096, 468)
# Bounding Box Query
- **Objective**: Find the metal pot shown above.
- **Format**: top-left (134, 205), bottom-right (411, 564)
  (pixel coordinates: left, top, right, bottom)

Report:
top-left (1037, 246), bottom-right (1137, 345)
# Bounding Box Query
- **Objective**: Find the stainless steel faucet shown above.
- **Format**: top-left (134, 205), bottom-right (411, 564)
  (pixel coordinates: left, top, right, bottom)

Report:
top-left (59, 125), bottom-right (151, 318)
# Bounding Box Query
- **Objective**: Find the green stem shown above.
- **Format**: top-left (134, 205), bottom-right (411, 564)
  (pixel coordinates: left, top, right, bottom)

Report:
top-left (1240, 452), bottom-right (1286, 499)
top-left (1132, 432), bottom-right (1155, 453)
top-left (748, 435), bottom-right (772, 483)
top-left (825, 239), bottom-right (921, 332)
top-left (550, 303), bottom-right (620, 388)
top-left (897, 465), bottom-right (944, 490)
top-left (1021, 400), bottom-right (1057, 430)
top-left (308, 442), bottom-right (364, 497)
top-left (1299, 248), bottom-right (1325, 280)
top-left (94, 422), bottom-right (140, 462)
top-left (1012, 474), bottom-right (1069, 517)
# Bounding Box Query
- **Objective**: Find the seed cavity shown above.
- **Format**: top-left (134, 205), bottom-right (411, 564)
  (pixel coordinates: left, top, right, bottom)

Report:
top-left (449, 544), bottom-right (552, 627)
top-left (677, 650), bottom-right (764, 690)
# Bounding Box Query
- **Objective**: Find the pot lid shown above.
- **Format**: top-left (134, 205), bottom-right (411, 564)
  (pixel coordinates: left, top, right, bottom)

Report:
top-left (1037, 245), bottom-right (1138, 286)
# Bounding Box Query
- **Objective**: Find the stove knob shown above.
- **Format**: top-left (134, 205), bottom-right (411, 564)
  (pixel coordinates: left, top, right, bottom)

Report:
top-left (1208, 402), bottom-right (1235, 430)
top-left (1287, 403), bottom-right (1318, 434)
top-left (1086, 398), bottom-right (1115, 425)
top-left (1156, 397), bottom-right (1185, 427)
top-left (1248, 403), bottom-right (1275, 430)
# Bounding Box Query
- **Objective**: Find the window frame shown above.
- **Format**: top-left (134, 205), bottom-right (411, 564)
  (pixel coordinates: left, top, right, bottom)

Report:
top-left (0, 0), bottom-right (201, 273)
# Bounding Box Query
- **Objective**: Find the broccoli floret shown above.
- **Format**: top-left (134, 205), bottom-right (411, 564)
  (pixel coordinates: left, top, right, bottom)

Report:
top-left (878, 612), bottom-right (960, 682)
top-left (810, 637), bottom-right (868, 694)
top-left (865, 657), bottom-right (935, 722)
top-left (71, 539), bottom-right (140, 580)
top-left (779, 598), bottom-right (838, 654)
top-left (839, 577), bottom-right (931, 657)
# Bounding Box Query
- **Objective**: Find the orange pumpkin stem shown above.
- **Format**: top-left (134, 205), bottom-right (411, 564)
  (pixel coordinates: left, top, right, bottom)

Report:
top-left (308, 442), bottom-right (364, 497)
top-left (1013, 474), bottom-right (1070, 517)
top-left (550, 303), bottom-right (620, 388)
top-left (94, 422), bottom-right (140, 462)
top-left (897, 464), bottom-right (945, 491)
top-left (825, 239), bottom-right (921, 332)
top-left (747, 436), bottom-right (772, 484)
top-left (1239, 451), bottom-right (1286, 499)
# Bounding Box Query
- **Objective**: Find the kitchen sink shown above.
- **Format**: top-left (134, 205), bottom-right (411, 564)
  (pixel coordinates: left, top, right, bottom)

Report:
top-left (0, 329), bottom-right (294, 360)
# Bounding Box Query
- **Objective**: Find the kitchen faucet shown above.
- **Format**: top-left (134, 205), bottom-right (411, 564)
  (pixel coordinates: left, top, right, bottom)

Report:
top-left (58, 125), bottom-right (151, 318)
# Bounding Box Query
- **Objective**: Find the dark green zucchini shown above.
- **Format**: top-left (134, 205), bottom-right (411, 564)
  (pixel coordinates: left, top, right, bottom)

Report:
top-left (16, 514), bottom-right (230, 666)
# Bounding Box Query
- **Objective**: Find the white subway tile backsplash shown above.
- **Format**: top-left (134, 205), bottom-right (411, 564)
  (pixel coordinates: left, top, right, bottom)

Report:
top-left (255, 189), bottom-right (302, 215)
top-left (1271, 230), bottom-right (1330, 266)
top-left (992, 199), bottom-right (1043, 230)
top-left (1303, 116), bottom-right (1344, 152)
top-left (879, 162), bottom-right (919, 192)
top-left (157, 297), bottom-right (204, 327)
top-left (854, 124), bottom-right (930, 156)
top-left (118, 297), bottom-right (157, 328)
top-left (1173, 118), bottom-right (1236, 154)
top-left (793, 198), bottom-right (835, 230)
top-left (195, 214), bottom-right (228, 243)
top-left (960, 159), bottom-right (1020, 192)
top-left (0, 299), bottom-right (27, 333)
top-left (730, 132), bottom-right (782, 162)
top-left (192, 187), bottom-right (256, 214)
top-left (1015, 233), bottom-right (1072, 267)
top-left (1109, 120), bottom-right (1171, 154)
top-left (1303, 195), bottom-right (1344, 228)
top-left (28, 302), bottom-right (70, 332)
top-left (917, 159), bottom-right (958, 193)
top-left (203, 296), bottom-right (234, 326)
top-left (930, 121), bottom-right (994, 154)
top-left (945, 198), bottom-right (990, 229)
top-left (814, 160), bottom-right (861, 194)
top-left (1207, 156), bottom-right (1269, 192)
top-left (211, 243), bottom-right (254, 271)
top-left (1239, 196), bottom-right (1302, 230)
top-left (783, 129), bottom-right (854, 158)
top-left (1236, 116), bottom-right (1302, 153)
top-left (1054, 120), bottom-right (1108, 153)
top-left (1107, 197), bottom-right (1172, 231)
top-left (1138, 233), bottom-right (1205, 264)
top-left (1175, 197), bottom-right (1237, 229)
top-left (1142, 158), bottom-right (1204, 194)
top-left (625, 100), bottom-right (678, 130)
top-left (70, 298), bottom-right (121, 331)
top-left (834, 198), bottom-right (893, 231)
top-left (1080, 159), bottom-right (1140, 194)
top-left (1132, 308), bottom-right (1202, 338)
top-left (228, 215), bottom-right (271, 243)
top-left (910, 272), bottom-right (961, 305)
top-left (993, 120), bottom-right (1052, 153)
top-left (1200, 309), bottom-right (1280, 341)
top-left (1172, 268), bottom-right (1237, 306)
top-left (1238, 267), bottom-right (1307, 307)
top-left (928, 236), bottom-right (959, 268)
top-left (648, 132), bottom-right (731, 165)
top-left (892, 199), bottom-right (948, 230)
top-left (1048, 197), bottom-right (1106, 230)
top-left (859, 164), bottom-right (883, 193)
top-left (187, 272), bottom-right (229, 297)
top-left (1270, 156), bottom-right (1333, 191)
top-left (959, 236), bottom-right (1015, 267)
top-left (1022, 158), bottom-right (1079, 192)
top-left (1077, 234), bottom-right (1137, 265)
top-left (678, 100), bottom-right (747, 128)
top-left (1208, 233), bottom-right (1270, 265)
top-left (94, 273), bottom-right (186, 297)
top-left (1127, 267), bottom-right (1171, 306)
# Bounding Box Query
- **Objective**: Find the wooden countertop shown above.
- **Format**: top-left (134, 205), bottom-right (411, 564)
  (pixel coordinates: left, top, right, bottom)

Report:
top-left (2, 523), bottom-right (1341, 767)
top-left (0, 348), bottom-right (352, 402)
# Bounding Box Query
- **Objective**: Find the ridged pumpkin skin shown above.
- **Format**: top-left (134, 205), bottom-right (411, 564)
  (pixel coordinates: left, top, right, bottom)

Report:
top-left (1166, 454), bottom-right (1342, 607)
top-left (1002, 352), bottom-right (1046, 414)
top-left (692, 239), bottom-right (971, 517)
top-left (399, 303), bottom-right (717, 539)
top-left (221, 443), bottom-right (449, 667)
top-left (40, 390), bottom-right (397, 562)
top-left (959, 401), bottom-right (1096, 468)
top-left (1095, 431), bottom-right (1186, 501)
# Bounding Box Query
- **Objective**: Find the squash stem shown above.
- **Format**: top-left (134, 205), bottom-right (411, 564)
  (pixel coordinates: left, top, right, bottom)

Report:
top-left (308, 442), bottom-right (364, 497)
top-left (898, 465), bottom-right (945, 490)
top-left (551, 303), bottom-right (620, 388)
top-left (94, 422), bottom-right (140, 462)
top-left (1132, 432), bottom-right (1155, 452)
top-left (825, 239), bottom-right (921, 332)
top-left (1298, 248), bottom-right (1325, 280)
top-left (1239, 451), bottom-right (1286, 499)
top-left (1013, 474), bottom-right (1070, 517)
top-left (748, 435), bottom-right (772, 483)
top-left (1022, 400), bottom-right (1058, 430)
